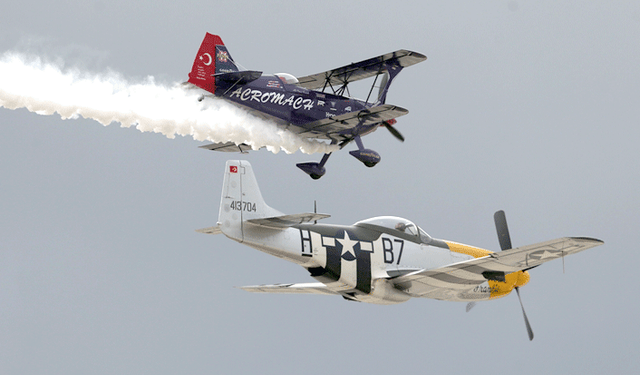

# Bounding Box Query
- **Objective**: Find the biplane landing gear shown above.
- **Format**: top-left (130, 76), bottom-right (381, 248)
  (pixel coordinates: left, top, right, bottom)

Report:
top-left (349, 135), bottom-right (381, 168)
top-left (297, 152), bottom-right (331, 180)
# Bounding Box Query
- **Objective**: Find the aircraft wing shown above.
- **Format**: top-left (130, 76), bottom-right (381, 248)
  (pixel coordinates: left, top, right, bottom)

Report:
top-left (246, 213), bottom-right (331, 229)
top-left (295, 50), bottom-right (427, 90)
top-left (297, 104), bottom-right (408, 138)
top-left (239, 283), bottom-right (338, 295)
top-left (199, 141), bottom-right (253, 153)
top-left (391, 237), bottom-right (603, 295)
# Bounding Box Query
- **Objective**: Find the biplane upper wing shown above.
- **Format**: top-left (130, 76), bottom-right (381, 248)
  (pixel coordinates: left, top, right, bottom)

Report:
top-left (391, 237), bottom-right (603, 296)
top-left (295, 49), bottom-right (427, 90)
top-left (297, 104), bottom-right (408, 138)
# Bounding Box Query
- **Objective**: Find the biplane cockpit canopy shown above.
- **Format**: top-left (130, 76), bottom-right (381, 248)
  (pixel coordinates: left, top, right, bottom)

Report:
top-left (274, 73), bottom-right (299, 84)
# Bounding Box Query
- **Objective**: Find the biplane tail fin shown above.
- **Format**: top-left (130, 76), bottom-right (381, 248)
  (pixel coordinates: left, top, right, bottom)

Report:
top-left (187, 33), bottom-right (239, 93)
top-left (217, 160), bottom-right (284, 241)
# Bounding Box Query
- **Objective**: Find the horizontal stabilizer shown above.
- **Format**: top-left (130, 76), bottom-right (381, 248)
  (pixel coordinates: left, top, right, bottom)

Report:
top-left (247, 213), bottom-right (331, 229)
top-left (239, 283), bottom-right (337, 295)
top-left (196, 226), bottom-right (223, 235)
top-left (200, 142), bottom-right (253, 153)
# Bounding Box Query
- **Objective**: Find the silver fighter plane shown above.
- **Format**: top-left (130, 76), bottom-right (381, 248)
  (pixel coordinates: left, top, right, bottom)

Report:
top-left (198, 160), bottom-right (603, 340)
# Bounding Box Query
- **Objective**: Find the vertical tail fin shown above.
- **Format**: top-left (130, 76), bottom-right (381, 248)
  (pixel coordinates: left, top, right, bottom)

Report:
top-left (217, 160), bottom-right (283, 241)
top-left (187, 33), bottom-right (239, 93)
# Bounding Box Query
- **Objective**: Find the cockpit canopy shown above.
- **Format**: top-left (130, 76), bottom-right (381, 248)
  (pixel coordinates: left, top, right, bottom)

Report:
top-left (274, 73), bottom-right (299, 84)
top-left (354, 216), bottom-right (432, 244)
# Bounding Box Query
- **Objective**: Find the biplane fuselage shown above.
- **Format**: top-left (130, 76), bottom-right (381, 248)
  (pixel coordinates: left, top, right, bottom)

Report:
top-left (215, 75), bottom-right (373, 139)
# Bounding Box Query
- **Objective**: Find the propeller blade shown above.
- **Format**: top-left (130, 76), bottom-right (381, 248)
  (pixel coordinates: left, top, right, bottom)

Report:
top-left (515, 287), bottom-right (534, 341)
top-left (383, 122), bottom-right (405, 142)
top-left (494, 210), bottom-right (512, 251)
top-left (466, 302), bottom-right (476, 312)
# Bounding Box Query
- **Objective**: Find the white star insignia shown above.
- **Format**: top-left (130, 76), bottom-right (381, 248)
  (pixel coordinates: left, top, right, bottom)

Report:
top-left (337, 232), bottom-right (358, 261)
top-left (530, 250), bottom-right (560, 260)
top-left (538, 250), bottom-right (559, 260)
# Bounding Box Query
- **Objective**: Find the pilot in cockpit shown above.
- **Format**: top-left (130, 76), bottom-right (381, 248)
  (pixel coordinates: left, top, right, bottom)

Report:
top-left (395, 221), bottom-right (420, 237)
top-left (395, 222), bottom-right (408, 232)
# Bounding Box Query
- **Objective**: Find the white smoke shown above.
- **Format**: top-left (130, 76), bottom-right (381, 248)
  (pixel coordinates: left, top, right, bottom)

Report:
top-left (0, 52), bottom-right (338, 155)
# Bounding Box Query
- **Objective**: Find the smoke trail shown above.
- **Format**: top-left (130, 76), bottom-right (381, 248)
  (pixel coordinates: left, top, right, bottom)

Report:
top-left (0, 52), bottom-right (338, 154)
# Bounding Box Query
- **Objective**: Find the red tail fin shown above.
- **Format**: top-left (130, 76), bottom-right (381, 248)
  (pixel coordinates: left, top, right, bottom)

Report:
top-left (187, 33), bottom-right (239, 93)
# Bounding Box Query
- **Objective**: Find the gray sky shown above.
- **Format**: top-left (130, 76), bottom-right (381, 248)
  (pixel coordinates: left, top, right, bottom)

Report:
top-left (1, 1), bottom-right (639, 373)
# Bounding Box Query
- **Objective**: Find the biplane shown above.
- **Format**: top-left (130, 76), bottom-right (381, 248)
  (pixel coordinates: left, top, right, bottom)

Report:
top-left (199, 160), bottom-right (604, 340)
top-left (186, 33), bottom-right (426, 179)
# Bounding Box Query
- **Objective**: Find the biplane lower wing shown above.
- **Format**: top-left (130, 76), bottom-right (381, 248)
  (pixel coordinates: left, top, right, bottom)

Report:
top-left (198, 105), bottom-right (407, 150)
top-left (392, 237), bottom-right (603, 296)
top-left (297, 104), bottom-right (408, 138)
top-left (239, 283), bottom-right (339, 295)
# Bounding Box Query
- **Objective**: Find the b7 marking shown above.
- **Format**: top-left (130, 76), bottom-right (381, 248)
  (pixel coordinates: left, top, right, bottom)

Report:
top-left (383, 238), bottom-right (404, 265)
